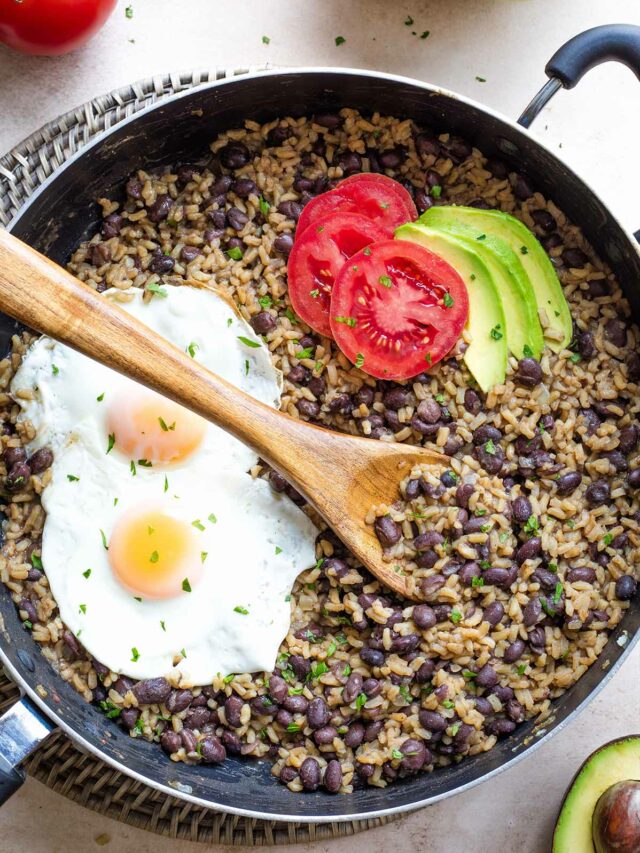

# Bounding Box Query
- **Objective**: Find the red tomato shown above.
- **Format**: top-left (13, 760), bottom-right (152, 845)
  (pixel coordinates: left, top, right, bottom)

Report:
top-left (296, 174), bottom-right (417, 239)
top-left (0, 0), bottom-right (117, 56)
top-left (288, 212), bottom-right (388, 337)
top-left (330, 239), bottom-right (469, 380)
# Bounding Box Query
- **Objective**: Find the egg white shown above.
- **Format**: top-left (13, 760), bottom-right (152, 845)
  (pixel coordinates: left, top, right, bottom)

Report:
top-left (12, 286), bottom-right (318, 684)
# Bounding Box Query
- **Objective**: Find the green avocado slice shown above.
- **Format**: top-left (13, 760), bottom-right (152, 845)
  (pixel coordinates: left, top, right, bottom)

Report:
top-left (396, 222), bottom-right (507, 392)
top-left (419, 215), bottom-right (544, 359)
top-left (553, 735), bottom-right (640, 852)
top-left (422, 205), bottom-right (572, 352)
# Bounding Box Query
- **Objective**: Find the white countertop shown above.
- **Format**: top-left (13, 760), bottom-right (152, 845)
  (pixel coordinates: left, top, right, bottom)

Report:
top-left (1, 1), bottom-right (639, 850)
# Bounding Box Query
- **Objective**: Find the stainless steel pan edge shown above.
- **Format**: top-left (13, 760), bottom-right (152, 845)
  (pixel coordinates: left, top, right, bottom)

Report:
top-left (0, 24), bottom-right (638, 821)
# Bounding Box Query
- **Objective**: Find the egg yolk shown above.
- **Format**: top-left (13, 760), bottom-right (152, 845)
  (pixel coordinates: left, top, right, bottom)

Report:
top-left (108, 508), bottom-right (202, 599)
top-left (106, 390), bottom-right (206, 465)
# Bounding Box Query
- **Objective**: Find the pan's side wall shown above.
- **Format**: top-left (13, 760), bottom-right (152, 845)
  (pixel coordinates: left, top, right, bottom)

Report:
top-left (2, 70), bottom-right (639, 820)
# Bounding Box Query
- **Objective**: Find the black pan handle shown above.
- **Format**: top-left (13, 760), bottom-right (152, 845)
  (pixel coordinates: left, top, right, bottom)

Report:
top-left (518, 24), bottom-right (640, 128)
top-left (0, 695), bottom-right (55, 805)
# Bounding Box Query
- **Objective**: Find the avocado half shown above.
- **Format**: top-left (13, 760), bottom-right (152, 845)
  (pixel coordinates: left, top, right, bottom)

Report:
top-left (553, 735), bottom-right (640, 853)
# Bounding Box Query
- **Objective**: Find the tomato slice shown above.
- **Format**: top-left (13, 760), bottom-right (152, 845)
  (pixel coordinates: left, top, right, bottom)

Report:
top-left (329, 239), bottom-right (469, 380)
top-left (296, 174), bottom-right (417, 239)
top-left (288, 213), bottom-right (389, 337)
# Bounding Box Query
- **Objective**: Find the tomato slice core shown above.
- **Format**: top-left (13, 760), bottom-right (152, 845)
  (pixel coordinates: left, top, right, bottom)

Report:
top-left (287, 213), bottom-right (388, 337)
top-left (329, 239), bottom-right (469, 380)
top-left (296, 173), bottom-right (416, 239)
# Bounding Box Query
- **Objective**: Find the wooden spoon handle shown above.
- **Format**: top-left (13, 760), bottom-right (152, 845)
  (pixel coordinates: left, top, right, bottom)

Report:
top-left (0, 230), bottom-right (336, 488)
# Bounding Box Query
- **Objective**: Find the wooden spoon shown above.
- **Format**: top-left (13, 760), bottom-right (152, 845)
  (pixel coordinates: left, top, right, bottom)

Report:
top-left (0, 229), bottom-right (444, 599)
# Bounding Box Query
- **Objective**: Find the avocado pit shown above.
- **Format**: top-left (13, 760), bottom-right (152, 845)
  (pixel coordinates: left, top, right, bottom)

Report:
top-left (592, 780), bottom-right (640, 853)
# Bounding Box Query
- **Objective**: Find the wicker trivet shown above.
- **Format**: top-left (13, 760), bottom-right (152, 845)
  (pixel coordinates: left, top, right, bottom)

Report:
top-left (0, 69), bottom-right (397, 844)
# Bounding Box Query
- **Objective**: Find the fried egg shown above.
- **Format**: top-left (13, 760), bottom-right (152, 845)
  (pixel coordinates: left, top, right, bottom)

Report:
top-left (12, 286), bottom-right (317, 684)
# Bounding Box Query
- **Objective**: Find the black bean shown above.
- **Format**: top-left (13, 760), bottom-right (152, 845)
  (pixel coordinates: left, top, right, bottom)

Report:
top-left (102, 213), bottom-right (123, 239)
top-left (473, 425), bottom-right (502, 445)
top-left (414, 132), bottom-right (440, 157)
top-left (475, 664), bottom-right (498, 688)
top-left (2, 446), bottom-right (26, 469)
top-left (562, 247), bottom-right (588, 268)
top-left (307, 377), bottom-right (325, 397)
top-left (506, 699), bottom-right (525, 724)
top-left (180, 245), bottom-right (200, 264)
top-left (224, 207), bottom-right (247, 231)
top-left (628, 469), bottom-right (640, 490)
top-left (306, 697), bottom-right (330, 730)
top-left (410, 416), bottom-right (441, 436)
top-left (383, 388), bottom-right (411, 410)
top-left (399, 738), bottom-right (429, 772)
top-left (232, 178), bottom-right (258, 199)
top-left (503, 639), bottom-right (526, 663)
top-left (364, 721), bottom-right (383, 742)
top-left (288, 656), bottom-right (310, 683)
top-left (420, 574), bottom-right (446, 599)
top-left (463, 388), bottom-right (482, 414)
top-left (410, 604), bottom-right (435, 631)
top-left (510, 173), bottom-right (533, 201)
top-left (389, 634), bottom-right (420, 655)
top-left (515, 358), bottom-right (543, 388)
top-left (486, 717), bottom-right (517, 737)
top-left (531, 209), bottom-right (556, 232)
top-left (279, 765), bottom-right (298, 785)
top-left (415, 189), bottom-right (432, 214)
top-left (180, 728), bottom-right (198, 754)
top-left (323, 759), bottom-right (342, 793)
top-left (615, 575), bottom-right (637, 600)
top-left (515, 536), bottom-right (541, 566)
top-left (273, 234), bottom-right (293, 255)
top-left (184, 707), bottom-right (211, 729)
top-left (474, 440), bottom-right (506, 474)
top-left (447, 137), bottom-right (471, 162)
top-left (361, 678), bottom-right (380, 699)
top-left (5, 462), bottom-right (31, 491)
top-left (282, 694), bottom-right (308, 715)
top-left (512, 496), bottom-right (532, 523)
top-left (311, 725), bottom-right (336, 746)
top-left (576, 331), bottom-right (595, 360)
top-left (412, 662), bottom-right (433, 686)
top-left (267, 675), bottom-right (287, 705)
top-left (132, 677), bottom-right (171, 705)
top-left (339, 722), bottom-right (365, 750)
top-left (455, 483), bottom-right (474, 509)
top-left (556, 471), bottom-right (582, 496)
top-left (149, 251), bottom-right (175, 275)
top-left (415, 399), bottom-right (440, 424)
top-left (315, 113), bottom-right (342, 129)
top-left (219, 730), bottom-right (241, 754)
top-left (602, 450), bottom-right (628, 472)
top-left (585, 479), bottom-right (610, 507)
top-left (220, 142), bottom-right (250, 169)
top-left (276, 201), bottom-right (302, 224)
top-left (26, 447), bottom-right (53, 475)
top-left (565, 566), bottom-right (595, 585)
top-left (612, 532), bottom-right (628, 550)
top-left (618, 424), bottom-right (638, 454)
top-left (160, 730), bottom-right (181, 754)
top-left (458, 561), bottom-right (480, 586)
top-left (473, 698), bottom-right (492, 718)
top-left (605, 318), bottom-right (627, 349)
top-left (199, 736), bottom-right (226, 764)
top-left (341, 673), bottom-right (363, 704)
top-left (337, 151), bottom-right (362, 175)
top-left (444, 435), bottom-right (464, 456)
top-left (414, 531), bottom-right (444, 552)
top-left (374, 515), bottom-right (401, 547)
top-left (298, 757), bottom-right (320, 791)
top-left (463, 516), bottom-right (487, 535)
top-left (533, 568), bottom-right (559, 591)
top-left (147, 194), bottom-right (172, 223)
top-left (541, 233), bottom-right (563, 252)
top-left (165, 689), bottom-right (192, 714)
top-left (251, 694), bottom-right (276, 716)
top-left (483, 567), bottom-right (517, 589)
top-left (358, 648), bottom-right (384, 669)
top-left (19, 598), bottom-right (37, 624)
top-left (378, 148), bottom-right (402, 169)
top-left (528, 626), bottom-right (546, 651)
top-left (296, 398), bottom-right (320, 420)
top-left (250, 311), bottom-right (276, 335)
top-left (221, 694), bottom-right (244, 728)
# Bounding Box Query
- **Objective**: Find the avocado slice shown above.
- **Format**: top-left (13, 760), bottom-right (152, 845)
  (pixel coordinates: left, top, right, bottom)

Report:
top-left (422, 205), bottom-right (572, 352)
top-left (553, 735), bottom-right (640, 853)
top-left (419, 215), bottom-right (544, 359)
top-left (397, 222), bottom-right (507, 392)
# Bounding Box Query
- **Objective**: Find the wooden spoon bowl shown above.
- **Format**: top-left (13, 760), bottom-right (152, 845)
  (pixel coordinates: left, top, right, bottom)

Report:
top-left (0, 229), bottom-right (444, 598)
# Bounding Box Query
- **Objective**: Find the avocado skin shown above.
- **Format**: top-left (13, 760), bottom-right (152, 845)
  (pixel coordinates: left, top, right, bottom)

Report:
top-left (422, 205), bottom-right (572, 352)
top-left (553, 735), bottom-right (640, 853)
top-left (417, 212), bottom-right (544, 359)
top-left (396, 222), bottom-right (507, 392)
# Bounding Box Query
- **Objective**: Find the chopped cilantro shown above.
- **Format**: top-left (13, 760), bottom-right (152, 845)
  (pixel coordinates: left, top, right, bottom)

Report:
top-left (31, 554), bottom-right (42, 571)
top-left (420, 30), bottom-right (430, 38)
top-left (553, 581), bottom-right (563, 604)
top-left (355, 352), bottom-right (365, 369)
top-left (379, 274), bottom-right (393, 288)
top-left (99, 700), bottom-right (121, 719)
top-left (391, 748), bottom-right (404, 760)
top-left (516, 663), bottom-right (527, 675)
top-left (187, 341), bottom-right (199, 358)
top-left (67, 474), bottom-right (79, 482)
top-left (23, 620), bottom-right (32, 630)
top-left (182, 578), bottom-right (192, 592)
top-left (335, 35), bottom-right (346, 46)
top-left (425, 352), bottom-right (432, 365)
top-left (227, 247), bottom-right (243, 260)
top-left (82, 569), bottom-right (91, 579)
top-left (603, 533), bottom-right (613, 546)
top-left (475, 75), bottom-right (486, 82)
top-left (237, 335), bottom-right (261, 348)
top-left (524, 514), bottom-right (539, 534)
top-left (471, 576), bottom-right (485, 587)
top-left (275, 545), bottom-right (283, 555)
top-left (443, 291), bottom-right (454, 308)
top-left (286, 722), bottom-right (301, 732)
top-left (158, 417), bottom-right (175, 432)
top-left (485, 438), bottom-right (496, 455)
top-left (450, 609), bottom-right (462, 624)
top-left (334, 315), bottom-right (357, 327)
top-left (262, 35), bottom-right (270, 44)
top-left (130, 460), bottom-right (137, 476)
top-left (131, 647), bottom-right (140, 662)
top-left (297, 346), bottom-right (314, 359)
top-left (164, 475), bottom-right (169, 493)
top-left (476, 234), bottom-right (486, 241)
top-left (149, 551), bottom-right (159, 563)
top-left (404, 15), bottom-right (414, 24)
top-left (355, 692), bottom-right (368, 711)
top-left (138, 458), bottom-right (152, 467)
top-left (480, 523), bottom-right (491, 533)
top-left (79, 604), bottom-right (87, 614)
top-left (309, 289), bottom-right (320, 299)
top-left (462, 669), bottom-right (477, 679)
top-left (258, 295), bottom-right (273, 309)
top-left (523, 344), bottom-right (534, 357)
top-left (363, 247), bottom-right (372, 256)
top-left (146, 282), bottom-right (167, 298)
top-left (569, 353), bottom-right (582, 363)
top-left (51, 364), bottom-right (59, 375)
top-left (99, 529), bottom-right (108, 550)
top-left (192, 519), bottom-right (205, 531)
top-left (431, 185), bottom-right (442, 198)
top-left (259, 196), bottom-right (270, 217)
top-left (234, 605), bottom-right (249, 615)
top-left (106, 433), bottom-right (116, 454)
top-left (490, 325), bottom-right (503, 340)
top-left (125, 4), bottom-right (133, 18)
top-left (309, 661), bottom-right (329, 679)
top-left (96, 392), bottom-right (105, 402)
top-left (443, 699), bottom-right (455, 709)
top-left (326, 641), bottom-right (337, 657)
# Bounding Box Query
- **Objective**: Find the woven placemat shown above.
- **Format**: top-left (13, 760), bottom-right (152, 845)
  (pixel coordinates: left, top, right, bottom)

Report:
top-left (0, 69), bottom-right (398, 844)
